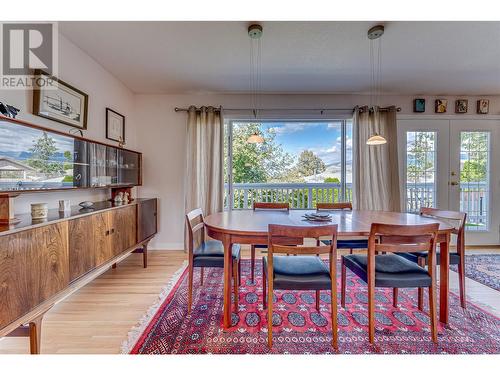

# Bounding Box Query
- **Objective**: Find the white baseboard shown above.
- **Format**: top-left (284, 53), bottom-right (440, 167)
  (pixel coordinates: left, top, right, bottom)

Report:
top-left (148, 242), bottom-right (184, 251)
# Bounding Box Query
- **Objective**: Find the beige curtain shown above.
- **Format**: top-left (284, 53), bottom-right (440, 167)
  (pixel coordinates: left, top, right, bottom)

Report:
top-left (184, 106), bottom-right (224, 217)
top-left (352, 106), bottom-right (401, 211)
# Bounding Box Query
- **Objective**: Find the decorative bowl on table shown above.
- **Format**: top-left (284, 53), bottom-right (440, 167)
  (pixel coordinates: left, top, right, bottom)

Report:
top-left (303, 212), bottom-right (332, 222)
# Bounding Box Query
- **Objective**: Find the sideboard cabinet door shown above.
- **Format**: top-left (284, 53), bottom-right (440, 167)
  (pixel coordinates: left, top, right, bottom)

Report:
top-left (110, 206), bottom-right (137, 256)
top-left (0, 222), bottom-right (69, 329)
top-left (69, 215), bottom-right (97, 281)
top-left (138, 199), bottom-right (157, 242)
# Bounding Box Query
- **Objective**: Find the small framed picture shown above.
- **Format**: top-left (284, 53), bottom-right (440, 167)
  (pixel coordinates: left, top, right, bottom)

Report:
top-left (413, 98), bottom-right (425, 113)
top-left (106, 108), bottom-right (125, 142)
top-left (435, 99), bottom-right (448, 113)
top-left (33, 70), bottom-right (88, 130)
top-left (477, 99), bottom-right (489, 114)
top-left (455, 99), bottom-right (468, 114)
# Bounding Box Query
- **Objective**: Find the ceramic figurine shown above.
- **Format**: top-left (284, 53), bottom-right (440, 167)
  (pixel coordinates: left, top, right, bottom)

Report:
top-left (114, 192), bottom-right (124, 204)
top-left (124, 192), bottom-right (130, 203)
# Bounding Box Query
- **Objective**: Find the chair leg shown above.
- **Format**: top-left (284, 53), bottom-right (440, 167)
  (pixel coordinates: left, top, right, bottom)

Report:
top-left (251, 245), bottom-right (256, 283)
top-left (368, 272), bottom-right (375, 345)
top-left (458, 255), bottom-right (466, 309)
top-left (417, 257), bottom-right (425, 310)
top-left (393, 288), bottom-right (398, 308)
top-left (262, 262), bottom-right (267, 309)
top-left (187, 263), bottom-right (194, 314)
top-left (200, 267), bottom-right (204, 286)
top-left (267, 276), bottom-right (273, 348)
top-left (341, 258), bottom-right (346, 308)
top-left (429, 284), bottom-right (438, 343)
top-left (331, 263), bottom-right (338, 350)
top-left (233, 260), bottom-right (239, 310)
top-left (315, 290), bottom-right (320, 311)
top-left (238, 259), bottom-right (242, 286)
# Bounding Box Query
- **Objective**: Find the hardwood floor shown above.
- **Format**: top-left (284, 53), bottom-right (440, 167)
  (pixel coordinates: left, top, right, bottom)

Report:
top-left (0, 247), bottom-right (498, 354)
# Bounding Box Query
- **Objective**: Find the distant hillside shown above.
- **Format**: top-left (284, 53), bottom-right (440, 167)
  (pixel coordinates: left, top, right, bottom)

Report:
top-left (0, 151), bottom-right (67, 162)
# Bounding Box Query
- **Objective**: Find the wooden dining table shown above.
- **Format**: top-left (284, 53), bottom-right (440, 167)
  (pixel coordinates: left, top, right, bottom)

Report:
top-left (204, 209), bottom-right (454, 329)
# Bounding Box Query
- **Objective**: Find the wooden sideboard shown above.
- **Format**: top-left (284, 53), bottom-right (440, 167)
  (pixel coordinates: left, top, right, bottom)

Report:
top-left (0, 198), bottom-right (158, 353)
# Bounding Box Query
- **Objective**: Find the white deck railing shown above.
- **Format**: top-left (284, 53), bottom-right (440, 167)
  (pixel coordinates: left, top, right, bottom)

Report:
top-left (225, 182), bottom-right (352, 210)
top-left (224, 182), bottom-right (488, 228)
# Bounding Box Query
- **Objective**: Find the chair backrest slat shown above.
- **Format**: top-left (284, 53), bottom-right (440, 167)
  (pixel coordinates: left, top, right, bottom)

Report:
top-left (316, 202), bottom-right (352, 211)
top-left (268, 224), bottom-right (337, 256)
top-left (185, 208), bottom-right (205, 254)
top-left (420, 207), bottom-right (466, 235)
top-left (253, 202), bottom-right (290, 211)
top-left (369, 223), bottom-right (439, 257)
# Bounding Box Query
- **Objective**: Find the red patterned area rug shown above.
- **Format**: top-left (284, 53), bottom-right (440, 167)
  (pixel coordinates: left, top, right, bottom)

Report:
top-left (122, 260), bottom-right (500, 354)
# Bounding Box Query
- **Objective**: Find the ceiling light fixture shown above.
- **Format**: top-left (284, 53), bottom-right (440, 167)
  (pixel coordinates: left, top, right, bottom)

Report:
top-left (366, 24), bottom-right (387, 146)
top-left (366, 133), bottom-right (387, 145)
top-left (247, 23), bottom-right (265, 144)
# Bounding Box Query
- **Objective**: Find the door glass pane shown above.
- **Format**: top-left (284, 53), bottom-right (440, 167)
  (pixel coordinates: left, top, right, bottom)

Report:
top-left (405, 131), bottom-right (436, 212)
top-left (460, 131), bottom-right (490, 231)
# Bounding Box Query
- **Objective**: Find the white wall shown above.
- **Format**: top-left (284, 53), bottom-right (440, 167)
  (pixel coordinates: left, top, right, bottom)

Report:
top-left (135, 93), bottom-right (500, 249)
top-left (0, 33), bottom-right (137, 213)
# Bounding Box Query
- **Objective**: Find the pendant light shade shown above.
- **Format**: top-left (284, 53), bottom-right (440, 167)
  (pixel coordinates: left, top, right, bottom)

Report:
top-left (247, 132), bottom-right (264, 144)
top-left (366, 133), bottom-right (387, 145)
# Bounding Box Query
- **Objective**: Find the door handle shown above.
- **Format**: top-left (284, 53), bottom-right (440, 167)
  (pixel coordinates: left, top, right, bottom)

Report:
top-left (111, 228), bottom-right (115, 234)
top-left (105, 230), bottom-right (110, 236)
top-left (449, 181), bottom-right (459, 186)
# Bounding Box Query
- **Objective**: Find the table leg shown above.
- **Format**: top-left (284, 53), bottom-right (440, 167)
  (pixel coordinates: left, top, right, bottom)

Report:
top-left (439, 234), bottom-right (450, 325)
top-left (222, 233), bottom-right (233, 329)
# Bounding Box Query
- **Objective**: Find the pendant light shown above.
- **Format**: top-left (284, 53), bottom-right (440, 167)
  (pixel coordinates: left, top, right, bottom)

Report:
top-left (366, 133), bottom-right (387, 145)
top-left (246, 24), bottom-right (264, 144)
top-left (366, 25), bottom-right (387, 146)
top-left (247, 132), bottom-right (264, 144)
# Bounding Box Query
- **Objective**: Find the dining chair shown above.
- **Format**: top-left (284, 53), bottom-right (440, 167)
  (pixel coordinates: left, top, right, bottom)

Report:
top-left (185, 208), bottom-right (241, 313)
top-left (397, 208), bottom-right (467, 309)
top-left (316, 202), bottom-right (368, 254)
top-left (341, 222), bottom-right (439, 344)
top-left (250, 202), bottom-right (290, 283)
top-left (263, 224), bottom-right (339, 349)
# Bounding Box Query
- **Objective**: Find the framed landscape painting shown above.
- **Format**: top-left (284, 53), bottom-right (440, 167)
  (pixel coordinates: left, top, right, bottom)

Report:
top-left (33, 70), bottom-right (88, 130)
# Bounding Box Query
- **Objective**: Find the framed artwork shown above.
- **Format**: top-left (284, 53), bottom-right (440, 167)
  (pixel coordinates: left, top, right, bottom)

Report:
top-left (435, 99), bottom-right (448, 113)
top-left (413, 98), bottom-right (426, 113)
top-left (33, 70), bottom-right (88, 130)
top-left (477, 99), bottom-right (489, 114)
top-left (106, 108), bottom-right (125, 142)
top-left (455, 99), bottom-right (468, 114)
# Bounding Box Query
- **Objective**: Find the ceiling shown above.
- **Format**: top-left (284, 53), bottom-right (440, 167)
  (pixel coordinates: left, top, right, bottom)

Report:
top-left (59, 21), bottom-right (500, 95)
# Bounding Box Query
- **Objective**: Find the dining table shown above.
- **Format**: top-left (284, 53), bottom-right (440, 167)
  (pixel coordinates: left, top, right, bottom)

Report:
top-left (204, 209), bottom-right (454, 329)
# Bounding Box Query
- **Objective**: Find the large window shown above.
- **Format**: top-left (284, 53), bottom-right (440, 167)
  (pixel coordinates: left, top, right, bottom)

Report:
top-left (224, 120), bottom-right (352, 209)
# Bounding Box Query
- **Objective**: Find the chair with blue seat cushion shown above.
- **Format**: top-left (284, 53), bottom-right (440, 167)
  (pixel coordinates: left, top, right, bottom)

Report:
top-left (397, 207), bottom-right (467, 310)
top-left (249, 202), bottom-right (290, 283)
top-left (186, 208), bottom-right (241, 313)
top-left (263, 223), bottom-right (339, 349)
top-left (341, 222), bottom-right (440, 344)
top-left (316, 202), bottom-right (368, 253)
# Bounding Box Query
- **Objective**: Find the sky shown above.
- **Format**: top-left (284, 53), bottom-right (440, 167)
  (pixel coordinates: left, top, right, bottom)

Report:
top-left (0, 120), bottom-right (73, 158)
top-left (257, 121), bottom-right (352, 166)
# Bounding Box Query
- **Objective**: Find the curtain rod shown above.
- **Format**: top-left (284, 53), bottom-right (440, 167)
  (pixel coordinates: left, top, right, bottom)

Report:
top-left (174, 106), bottom-right (401, 113)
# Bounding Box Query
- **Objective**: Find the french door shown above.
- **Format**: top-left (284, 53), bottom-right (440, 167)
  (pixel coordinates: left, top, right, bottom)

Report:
top-left (398, 119), bottom-right (500, 245)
